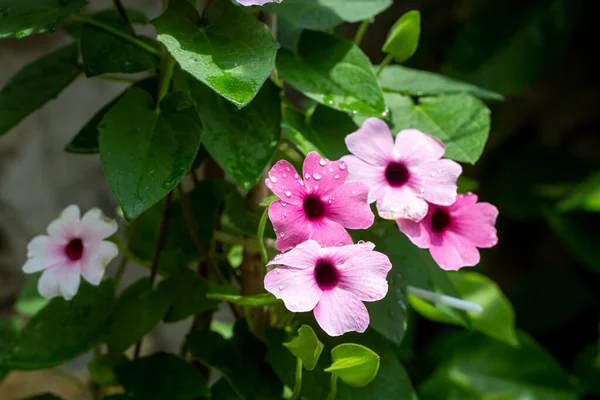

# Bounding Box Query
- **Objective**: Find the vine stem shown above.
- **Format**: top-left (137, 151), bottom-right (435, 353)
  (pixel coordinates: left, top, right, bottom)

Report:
top-left (257, 206), bottom-right (270, 266)
top-left (376, 54), bottom-right (394, 76)
top-left (290, 357), bottom-right (303, 400)
top-left (157, 53), bottom-right (176, 104)
top-left (112, 0), bottom-right (136, 36)
top-left (354, 19), bottom-right (371, 45)
top-left (326, 374), bottom-right (338, 400)
top-left (407, 286), bottom-right (483, 313)
top-left (70, 14), bottom-right (160, 57)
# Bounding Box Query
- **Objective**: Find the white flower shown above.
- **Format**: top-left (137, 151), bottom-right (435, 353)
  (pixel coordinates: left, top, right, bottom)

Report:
top-left (22, 205), bottom-right (119, 300)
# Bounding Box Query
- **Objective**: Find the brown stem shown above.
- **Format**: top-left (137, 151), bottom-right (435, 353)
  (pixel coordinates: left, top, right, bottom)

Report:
top-left (112, 0), bottom-right (136, 36)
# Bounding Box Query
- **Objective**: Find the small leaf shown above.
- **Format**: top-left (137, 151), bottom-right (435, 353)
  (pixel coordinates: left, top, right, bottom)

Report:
top-left (115, 352), bottom-right (209, 399)
top-left (15, 272), bottom-right (49, 317)
top-left (0, 0), bottom-right (86, 39)
top-left (277, 31), bottom-right (386, 117)
top-left (88, 354), bottom-right (127, 386)
top-left (152, 0), bottom-right (279, 108)
top-left (227, 245), bottom-right (244, 269)
top-left (0, 44), bottom-right (81, 136)
top-left (159, 268), bottom-right (219, 323)
top-left (283, 325), bottom-right (324, 371)
top-left (206, 291), bottom-right (281, 307)
top-left (382, 10), bottom-right (420, 63)
top-left (99, 88), bottom-right (202, 220)
top-left (558, 170), bottom-right (600, 212)
top-left (325, 343), bottom-right (380, 387)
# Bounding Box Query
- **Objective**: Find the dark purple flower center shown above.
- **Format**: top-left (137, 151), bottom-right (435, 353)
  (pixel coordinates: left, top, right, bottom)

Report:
top-left (304, 195), bottom-right (326, 221)
top-left (314, 260), bottom-right (339, 289)
top-left (431, 209), bottom-right (452, 233)
top-left (385, 162), bottom-right (409, 187)
top-left (65, 238), bottom-right (84, 261)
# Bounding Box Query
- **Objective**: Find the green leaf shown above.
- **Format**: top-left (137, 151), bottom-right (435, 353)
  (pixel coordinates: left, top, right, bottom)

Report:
top-left (80, 13), bottom-right (159, 77)
top-left (325, 343), bottom-right (380, 387)
top-left (188, 321), bottom-right (282, 400)
top-left (558, 170), bottom-right (600, 212)
top-left (265, 0), bottom-right (392, 30)
top-left (206, 291), bottom-right (280, 307)
top-left (283, 325), bottom-right (324, 371)
top-left (0, 318), bottom-right (19, 355)
top-left (106, 278), bottom-right (172, 355)
top-left (424, 331), bottom-right (578, 400)
top-left (88, 353), bottom-right (127, 386)
top-left (159, 268), bottom-right (219, 323)
top-left (409, 271), bottom-right (519, 347)
top-left (382, 10), bottom-right (420, 63)
top-left (152, 0), bottom-right (278, 108)
top-left (115, 352), bottom-right (209, 399)
top-left (176, 72), bottom-right (281, 191)
top-left (227, 245), bottom-right (244, 269)
top-left (385, 92), bottom-right (491, 164)
top-left (0, 0), bottom-right (86, 39)
top-left (0, 280), bottom-right (115, 370)
top-left (379, 65), bottom-right (502, 101)
top-left (15, 272), bottom-right (49, 317)
top-left (99, 88), bottom-right (202, 220)
top-left (573, 344), bottom-right (600, 396)
top-left (64, 8), bottom-right (149, 38)
top-left (277, 31), bottom-right (386, 117)
top-left (0, 44), bottom-right (81, 136)
top-left (443, 0), bottom-right (579, 95)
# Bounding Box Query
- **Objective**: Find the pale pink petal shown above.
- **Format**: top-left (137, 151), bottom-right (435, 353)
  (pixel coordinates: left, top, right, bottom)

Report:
top-left (326, 182), bottom-right (374, 229)
top-left (302, 152), bottom-right (348, 195)
top-left (453, 202), bottom-right (499, 248)
top-left (376, 186), bottom-right (428, 221)
top-left (396, 217), bottom-right (431, 248)
top-left (309, 218), bottom-right (353, 247)
top-left (413, 159), bottom-right (461, 206)
top-left (449, 192), bottom-right (479, 212)
top-left (313, 288), bottom-right (369, 336)
top-left (321, 241), bottom-right (376, 265)
top-left (47, 205), bottom-right (81, 241)
top-left (80, 241), bottom-right (119, 285)
top-left (269, 200), bottom-right (311, 252)
top-left (267, 239), bottom-right (322, 270)
top-left (38, 265), bottom-right (81, 300)
top-left (395, 129), bottom-right (445, 166)
top-left (26, 235), bottom-right (62, 260)
top-left (236, 0), bottom-right (280, 6)
top-left (345, 118), bottom-right (394, 166)
top-left (429, 232), bottom-right (480, 271)
top-left (337, 253), bottom-right (391, 302)
top-left (264, 266), bottom-right (320, 312)
top-left (341, 155), bottom-right (387, 203)
top-left (265, 160), bottom-right (306, 206)
top-left (79, 208), bottom-right (118, 242)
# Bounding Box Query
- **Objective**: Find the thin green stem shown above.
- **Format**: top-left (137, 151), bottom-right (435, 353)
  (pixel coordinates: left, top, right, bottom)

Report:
top-left (354, 19), bottom-right (370, 46)
top-left (326, 374), bottom-right (339, 400)
top-left (290, 357), bottom-right (303, 400)
top-left (257, 206), bottom-right (270, 266)
top-left (157, 53), bottom-right (176, 104)
top-left (376, 54), bottom-right (394, 76)
top-left (70, 14), bottom-right (160, 57)
top-left (112, 0), bottom-right (136, 36)
top-left (113, 256), bottom-right (128, 290)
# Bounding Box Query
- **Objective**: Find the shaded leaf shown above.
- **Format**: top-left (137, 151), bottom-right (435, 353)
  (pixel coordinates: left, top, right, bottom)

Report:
top-left (325, 343), bottom-right (380, 387)
top-left (160, 268), bottom-right (219, 323)
top-left (15, 272), bottom-right (49, 317)
top-left (64, 8), bottom-right (149, 38)
top-left (87, 353), bottom-right (127, 386)
top-left (558, 170), bottom-right (600, 212)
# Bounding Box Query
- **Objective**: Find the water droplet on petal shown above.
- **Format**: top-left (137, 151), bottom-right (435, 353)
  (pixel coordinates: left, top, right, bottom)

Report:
top-left (296, 244), bottom-right (304, 249)
top-left (314, 185), bottom-right (319, 190)
top-left (329, 167), bottom-right (333, 172)
top-left (280, 232), bottom-right (285, 237)
top-left (283, 173), bottom-right (287, 178)
top-left (286, 167), bottom-right (290, 172)
top-left (313, 173), bottom-right (322, 180)
top-left (305, 173), bottom-right (310, 179)
top-left (293, 173), bottom-right (299, 179)
top-left (328, 199), bottom-right (332, 204)
top-left (281, 201), bottom-right (287, 207)
top-left (284, 212), bottom-right (287, 217)
top-left (299, 180), bottom-right (305, 186)
top-left (430, 172), bottom-right (436, 177)
top-left (319, 158), bottom-right (326, 166)
top-left (284, 190), bottom-right (292, 197)
top-left (270, 176), bottom-right (277, 183)
top-left (334, 174), bottom-right (340, 180)
top-left (266, 181), bottom-right (273, 189)
top-left (357, 240), bottom-right (365, 244)
top-left (276, 269), bottom-right (281, 274)
top-left (338, 162), bottom-right (347, 170)
top-left (278, 285), bottom-right (283, 291)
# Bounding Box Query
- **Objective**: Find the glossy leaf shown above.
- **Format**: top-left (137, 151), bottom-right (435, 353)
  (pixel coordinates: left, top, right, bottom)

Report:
top-left (265, 0), bottom-right (392, 30)
top-left (284, 325), bottom-right (324, 371)
top-left (188, 321), bottom-right (282, 400)
top-left (379, 65), bottom-right (502, 101)
top-left (0, 280), bottom-right (115, 370)
top-left (0, 44), bottom-right (81, 136)
top-left (152, 0), bottom-right (278, 108)
top-left (115, 352), bottom-right (209, 399)
top-left (176, 72), bottom-right (281, 190)
top-left (277, 31), bottom-right (386, 117)
top-left (160, 268), bottom-right (219, 323)
top-left (99, 88), bottom-right (202, 220)
top-left (382, 10), bottom-right (420, 63)
top-left (558, 170), bottom-right (600, 212)
top-left (0, 0), bottom-right (86, 39)
top-left (386, 92), bottom-right (491, 164)
top-left (325, 343), bottom-right (380, 387)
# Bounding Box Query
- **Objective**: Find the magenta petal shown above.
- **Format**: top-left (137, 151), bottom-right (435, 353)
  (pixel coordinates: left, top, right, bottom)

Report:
top-left (376, 186), bottom-right (428, 221)
top-left (453, 202), bottom-right (499, 248)
top-left (396, 217), bottom-right (431, 248)
top-left (415, 159), bottom-right (461, 206)
top-left (345, 118), bottom-right (394, 166)
top-left (337, 253), bottom-right (391, 302)
top-left (326, 182), bottom-right (374, 229)
top-left (266, 160), bottom-right (306, 206)
top-left (309, 218), bottom-right (353, 247)
top-left (429, 232), bottom-right (481, 271)
top-left (341, 155), bottom-right (387, 203)
top-left (269, 201), bottom-right (311, 252)
top-left (313, 288), bottom-right (369, 336)
top-left (395, 129), bottom-right (445, 166)
top-left (302, 152), bottom-right (348, 195)
top-left (264, 266), bottom-right (320, 312)
top-left (267, 240), bottom-right (322, 270)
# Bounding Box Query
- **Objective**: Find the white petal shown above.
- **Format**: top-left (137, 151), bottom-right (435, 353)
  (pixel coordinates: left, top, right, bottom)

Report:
top-left (79, 208), bottom-right (118, 242)
top-left (38, 265), bottom-right (81, 301)
top-left (81, 241), bottom-right (119, 285)
top-left (47, 205), bottom-right (81, 240)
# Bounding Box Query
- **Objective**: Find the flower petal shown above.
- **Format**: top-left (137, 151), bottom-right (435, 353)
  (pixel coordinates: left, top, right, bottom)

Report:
top-left (453, 200), bottom-right (499, 248)
top-left (313, 288), bottom-right (369, 336)
top-left (394, 129), bottom-right (445, 166)
top-left (396, 217), bottom-right (431, 248)
top-left (81, 241), bottom-right (119, 285)
top-left (267, 239), bottom-right (322, 269)
top-left (269, 201), bottom-right (311, 252)
top-left (341, 155), bottom-right (387, 203)
top-left (264, 266), bottom-right (320, 312)
top-left (79, 208), bottom-right (118, 243)
top-left (413, 159), bottom-right (461, 206)
top-left (345, 118), bottom-right (394, 166)
top-left (309, 218), bottom-right (353, 248)
top-left (302, 152), bottom-right (348, 195)
top-left (337, 253), bottom-right (391, 302)
top-left (265, 160), bottom-right (306, 206)
top-left (321, 241), bottom-right (376, 265)
top-left (47, 205), bottom-right (81, 240)
top-left (38, 265), bottom-right (81, 300)
top-left (376, 186), bottom-right (428, 222)
top-left (429, 232), bottom-right (480, 271)
top-left (326, 182), bottom-right (374, 229)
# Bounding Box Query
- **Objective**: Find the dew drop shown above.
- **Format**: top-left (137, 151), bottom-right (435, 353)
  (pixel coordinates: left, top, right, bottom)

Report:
top-left (352, 110), bottom-right (358, 115)
top-left (314, 185), bottom-right (319, 190)
top-left (319, 158), bottom-right (327, 166)
top-left (284, 212), bottom-right (287, 217)
top-left (305, 173), bottom-right (310, 179)
top-left (266, 181), bottom-right (273, 189)
top-left (328, 199), bottom-right (332, 204)
top-left (280, 232), bottom-right (285, 237)
top-left (269, 176), bottom-right (277, 183)
top-left (430, 172), bottom-right (436, 177)
top-left (295, 244), bottom-right (304, 249)
top-left (329, 167), bottom-right (333, 172)
top-left (276, 269), bottom-right (281, 274)
top-left (286, 166), bottom-right (290, 172)
top-left (334, 174), bottom-right (340, 180)
top-left (293, 173), bottom-right (299, 179)
top-left (328, 100), bottom-right (333, 105)
top-left (283, 173), bottom-right (287, 178)
top-left (357, 240), bottom-right (365, 244)
top-left (313, 173), bottom-right (322, 180)
top-left (278, 285), bottom-right (283, 291)
top-left (281, 201), bottom-right (287, 207)
top-left (284, 190), bottom-right (292, 197)
top-left (338, 161), bottom-right (347, 170)
top-left (299, 180), bottom-right (305, 186)
top-left (351, 190), bottom-right (356, 195)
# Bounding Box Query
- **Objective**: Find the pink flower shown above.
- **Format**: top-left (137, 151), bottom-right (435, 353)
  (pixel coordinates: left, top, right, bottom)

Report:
top-left (342, 118), bottom-right (462, 222)
top-left (265, 240), bottom-right (391, 336)
top-left (397, 193), bottom-right (498, 271)
top-left (22, 205), bottom-right (119, 300)
top-left (265, 152), bottom-right (374, 251)
top-left (236, 0), bottom-right (281, 6)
